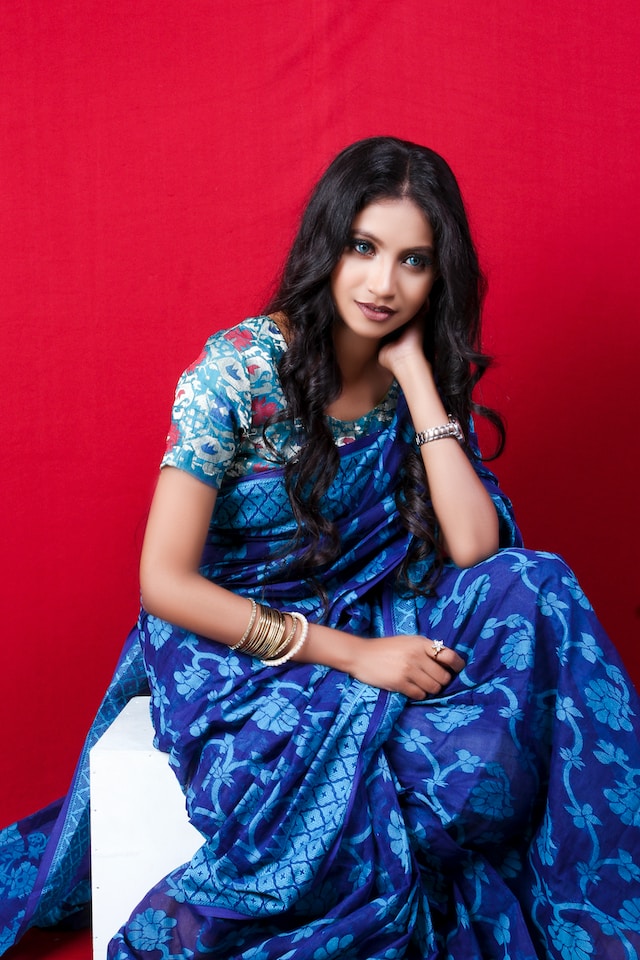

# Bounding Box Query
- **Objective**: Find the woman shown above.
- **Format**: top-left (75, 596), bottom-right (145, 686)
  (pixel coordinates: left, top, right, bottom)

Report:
top-left (2, 137), bottom-right (639, 959)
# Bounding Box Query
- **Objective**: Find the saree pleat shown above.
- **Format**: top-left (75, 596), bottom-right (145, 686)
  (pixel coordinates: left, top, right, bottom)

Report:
top-left (2, 400), bottom-right (639, 958)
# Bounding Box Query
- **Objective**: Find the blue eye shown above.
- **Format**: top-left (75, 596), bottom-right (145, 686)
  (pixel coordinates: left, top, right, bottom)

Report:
top-left (350, 238), bottom-right (373, 256)
top-left (404, 253), bottom-right (430, 270)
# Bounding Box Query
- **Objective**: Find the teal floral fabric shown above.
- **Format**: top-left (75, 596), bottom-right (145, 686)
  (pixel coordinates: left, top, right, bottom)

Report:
top-left (161, 315), bottom-right (400, 485)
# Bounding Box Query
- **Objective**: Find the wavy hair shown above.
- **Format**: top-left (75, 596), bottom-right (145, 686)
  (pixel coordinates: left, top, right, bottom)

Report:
top-left (265, 136), bottom-right (504, 596)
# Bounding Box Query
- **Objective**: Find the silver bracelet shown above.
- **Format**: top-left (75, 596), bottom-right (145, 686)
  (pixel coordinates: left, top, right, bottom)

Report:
top-left (415, 415), bottom-right (464, 447)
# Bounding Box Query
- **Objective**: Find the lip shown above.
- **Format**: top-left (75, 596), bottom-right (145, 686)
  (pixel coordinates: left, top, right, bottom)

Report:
top-left (355, 301), bottom-right (397, 322)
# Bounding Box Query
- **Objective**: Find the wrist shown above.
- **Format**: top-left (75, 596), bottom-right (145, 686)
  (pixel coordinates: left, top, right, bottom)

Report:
top-left (301, 622), bottom-right (364, 675)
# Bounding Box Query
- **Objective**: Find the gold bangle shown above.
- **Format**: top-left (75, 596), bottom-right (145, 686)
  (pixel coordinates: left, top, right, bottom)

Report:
top-left (261, 612), bottom-right (309, 666)
top-left (244, 605), bottom-right (287, 659)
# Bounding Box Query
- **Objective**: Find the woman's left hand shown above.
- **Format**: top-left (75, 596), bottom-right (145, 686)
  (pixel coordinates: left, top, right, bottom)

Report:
top-left (377, 317), bottom-right (431, 380)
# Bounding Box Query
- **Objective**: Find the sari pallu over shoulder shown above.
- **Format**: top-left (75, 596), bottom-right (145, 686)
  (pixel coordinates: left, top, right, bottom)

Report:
top-left (196, 396), bottom-right (521, 629)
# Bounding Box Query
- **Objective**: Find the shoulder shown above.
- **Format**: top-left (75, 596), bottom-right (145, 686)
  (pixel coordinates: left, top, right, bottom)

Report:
top-left (173, 316), bottom-right (286, 419)
top-left (199, 315), bottom-right (286, 367)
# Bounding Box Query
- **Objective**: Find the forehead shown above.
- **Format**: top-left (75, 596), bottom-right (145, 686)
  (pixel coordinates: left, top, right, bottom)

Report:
top-left (351, 198), bottom-right (434, 245)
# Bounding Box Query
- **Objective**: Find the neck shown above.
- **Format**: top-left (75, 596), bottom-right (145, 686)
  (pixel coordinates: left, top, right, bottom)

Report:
top-left (326, 323), bottom-right (394, 421)
top-left (333, 322), bottom-right (383, 384)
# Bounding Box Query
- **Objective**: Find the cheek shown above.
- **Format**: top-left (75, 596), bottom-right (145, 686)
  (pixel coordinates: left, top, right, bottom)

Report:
top-left (408, 277), bottom-right (433, 309)
top-left (330, 262), bottom-right (355, 302)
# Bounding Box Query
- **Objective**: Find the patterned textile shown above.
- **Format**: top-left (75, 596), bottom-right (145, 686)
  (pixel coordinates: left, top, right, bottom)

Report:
top-left (101, 399), bottom-right (639, 958)
top-left (1, 322), bottom-right (639, 958)
top-left (160, 315), bottom-right (401, 485)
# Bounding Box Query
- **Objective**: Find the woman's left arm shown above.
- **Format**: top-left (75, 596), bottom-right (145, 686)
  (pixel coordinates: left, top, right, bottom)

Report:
top-left (379, 323), bottom-right (499, 568)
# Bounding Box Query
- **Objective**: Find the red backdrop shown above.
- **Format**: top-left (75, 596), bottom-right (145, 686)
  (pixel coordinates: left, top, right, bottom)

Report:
top-left (1, 0), bottom-right (639, 828)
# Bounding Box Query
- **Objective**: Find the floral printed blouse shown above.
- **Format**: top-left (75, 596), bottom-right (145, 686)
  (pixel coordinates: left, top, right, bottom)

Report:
top-left (161, 315), bottom-right (400, 487)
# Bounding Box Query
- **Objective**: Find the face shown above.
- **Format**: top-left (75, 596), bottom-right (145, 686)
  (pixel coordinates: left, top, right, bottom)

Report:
top-left (330, 197), bottom-right (437, 344)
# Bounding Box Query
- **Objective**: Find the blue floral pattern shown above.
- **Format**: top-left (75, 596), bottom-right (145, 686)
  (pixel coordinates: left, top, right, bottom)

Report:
top-left (111, 383), bottom-right (638, 957)
top-left (1, 321), bottom-right (639, 959)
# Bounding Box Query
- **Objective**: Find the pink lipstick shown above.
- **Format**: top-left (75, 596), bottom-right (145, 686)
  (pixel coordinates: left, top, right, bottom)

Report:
top-left (356, 301), bottom-right (396, 322)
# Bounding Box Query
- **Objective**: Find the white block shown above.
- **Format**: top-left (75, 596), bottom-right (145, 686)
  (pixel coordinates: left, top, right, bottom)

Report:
top-left (90, 696), bottom-right (202, 959)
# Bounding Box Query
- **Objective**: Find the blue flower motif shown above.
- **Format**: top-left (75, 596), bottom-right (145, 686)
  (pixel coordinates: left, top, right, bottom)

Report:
top-left (26, 832), bottom-right (47, 857)
top-left (593, 740), bottom-right (629, 766)
top-left (216, 655), bottom-right (244, 681)
top-left (577, 632), bottom-right (602, 663)
top-left (394, 727), bottom-right (432, 752)
top-left (150, 681), bottom-right (170, 713)
top-left (456, 749), bottom-right (482, 773)
top-left (469, 765), bottom-right (514, 819)
top-left (510, 555), bottom-right (538, 574)
top-left (549, 920), bottom-right (593, 959)
top-left (0, 911), bottom-right (24, 951)
top-left (499, 703), bottom-right (524, 722)
top-left (538, 591), bottom-right (569, 617)
top-left (556, 696), bottom-right (583, 722)
top-left (253, 691), bottom-right (300, 733)
top-left (480, 617), bottom-right (499, 639)
top-left (146, 615), bottom-right (173, 650)
top-left (174, 664), bottom-right (209, 698)
top-left (8, 861), bottom-right (37, 898)
top-left (189, 713), bottom-right (212, 737)
top-left (585, 678), bottom-right (633, 732)
top-left (425, 704), bottom-right (483, 733)
top-left (387, 808), bottom-right (410, 871)
top-left (536, 815), bottom-right (557, 866)
top-left (604, 781), bottom-right (640, 827)
top-left (618, 849), bottom-right (640, 883)
top-left (455, 900), bottom-right (470, 929)
top-left (562, 573), bottom-right (592, 610)
top-left (428, 595), bottom-right (449, 628)
top-left (128, 908), bottom-right (177, 951)
top-left (493, 913), bottom-right (511, 945)
top-left (453, 576), bottom-right (490, 627)
top-left (501, 627), bottom-right (534, 671)
top-left (498, 848), bottom-right (522, 879)
top-left (0, 823), bottom-right (23, 863)
top-left (566, 802), bottom-right (602, 829)
top-left (559, 745), bottom-right (585, 770)
top-left (619, 898), bottom-right (640, 932)
top-left (312, 934), bottom-right (356, 959)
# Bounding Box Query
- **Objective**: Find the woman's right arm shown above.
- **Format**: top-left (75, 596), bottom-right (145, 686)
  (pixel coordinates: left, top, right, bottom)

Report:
top-left (140, 466), bottom-right (464, 699)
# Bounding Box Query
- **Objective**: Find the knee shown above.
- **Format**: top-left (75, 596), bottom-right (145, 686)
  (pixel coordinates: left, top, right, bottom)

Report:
top-left (483, 548), bottom-right (575, 592)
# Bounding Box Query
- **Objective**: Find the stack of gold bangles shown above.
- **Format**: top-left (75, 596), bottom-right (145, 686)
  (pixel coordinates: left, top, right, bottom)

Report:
top-left (230, 599), bottom-right (309, 666)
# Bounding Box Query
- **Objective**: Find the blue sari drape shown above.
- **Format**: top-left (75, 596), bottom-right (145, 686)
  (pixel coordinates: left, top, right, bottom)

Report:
top-left (2, 400), bottom-right (640, 959)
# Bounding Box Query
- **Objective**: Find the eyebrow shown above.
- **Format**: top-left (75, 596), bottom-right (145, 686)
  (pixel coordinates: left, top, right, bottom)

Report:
top-left (351, 229), bottom-right (435, 257)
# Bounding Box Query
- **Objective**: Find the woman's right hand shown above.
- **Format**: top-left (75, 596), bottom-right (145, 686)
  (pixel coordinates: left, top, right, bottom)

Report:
top-left (306, 629), bottom-right (465, 700)
top-left (348, 634), bottom-right (464, 699)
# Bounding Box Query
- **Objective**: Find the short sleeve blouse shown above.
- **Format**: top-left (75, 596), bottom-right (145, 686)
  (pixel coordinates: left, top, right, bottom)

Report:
top-left (161, 315), bottom-right (399, 487)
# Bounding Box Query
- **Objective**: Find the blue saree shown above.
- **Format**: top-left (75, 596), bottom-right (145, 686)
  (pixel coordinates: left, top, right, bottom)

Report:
top-left (2, 397), bottom-right (640, 959)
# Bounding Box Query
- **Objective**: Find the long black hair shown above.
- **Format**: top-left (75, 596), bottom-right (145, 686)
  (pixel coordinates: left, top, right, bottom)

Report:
top-left (266, 136), bottom-right (504, 594)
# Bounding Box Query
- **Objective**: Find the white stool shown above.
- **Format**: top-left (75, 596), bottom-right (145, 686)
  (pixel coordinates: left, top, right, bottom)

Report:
top-left (89, 696), bottom-right (202, 959)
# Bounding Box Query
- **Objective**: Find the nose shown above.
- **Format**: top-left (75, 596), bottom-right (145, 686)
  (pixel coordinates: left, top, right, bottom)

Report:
top-left (367, 256), bottom-right (395, 298)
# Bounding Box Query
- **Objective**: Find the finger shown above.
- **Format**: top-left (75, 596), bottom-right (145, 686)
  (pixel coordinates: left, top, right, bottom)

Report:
top-left (427, 641), bottom-right (465, 673)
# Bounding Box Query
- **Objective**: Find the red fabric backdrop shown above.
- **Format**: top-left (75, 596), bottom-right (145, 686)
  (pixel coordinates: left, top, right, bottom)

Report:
top-left (1, 0), bottom-right (639, 827)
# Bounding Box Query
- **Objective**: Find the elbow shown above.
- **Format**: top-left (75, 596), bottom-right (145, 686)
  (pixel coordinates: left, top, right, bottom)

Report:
top-left (445, 523), bottom-right (500, 569)
top-left (139, 555), bottom-right (172, 620)
top-left (449, 541), bottom-right (498, 569)
top-left (139, 573), bottom-right (163, 619)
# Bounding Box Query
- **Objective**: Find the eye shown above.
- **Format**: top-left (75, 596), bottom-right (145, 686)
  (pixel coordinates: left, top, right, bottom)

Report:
top-left (404, 253), bottom-right (432, 270)
top-left (349, 238), bottom-right (374, 256)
